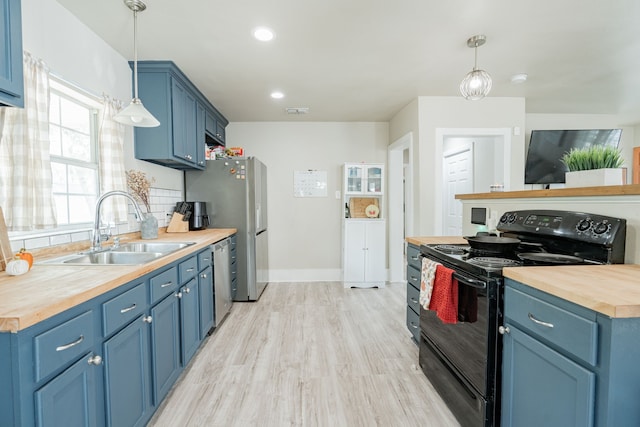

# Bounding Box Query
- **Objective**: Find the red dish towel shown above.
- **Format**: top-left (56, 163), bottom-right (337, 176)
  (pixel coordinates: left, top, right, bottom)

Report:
top-left (428, 264), bottom-right (459, 324)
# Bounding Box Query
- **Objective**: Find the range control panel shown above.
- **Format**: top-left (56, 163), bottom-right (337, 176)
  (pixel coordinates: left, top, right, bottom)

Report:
top-left (498, 209), bottom-right (626, 245)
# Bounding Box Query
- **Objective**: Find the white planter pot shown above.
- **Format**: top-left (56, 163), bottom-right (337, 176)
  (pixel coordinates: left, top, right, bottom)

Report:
top-left (565, 168), bottom-right (626, 188)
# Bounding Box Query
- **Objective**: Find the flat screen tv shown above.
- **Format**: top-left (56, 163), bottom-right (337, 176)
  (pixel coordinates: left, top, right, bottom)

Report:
top-left (524, 129), bottom-right (622, 185)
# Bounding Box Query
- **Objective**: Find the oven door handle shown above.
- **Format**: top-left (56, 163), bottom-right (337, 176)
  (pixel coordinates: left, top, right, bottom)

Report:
top-left (452, 273), bottom-right (487, 290)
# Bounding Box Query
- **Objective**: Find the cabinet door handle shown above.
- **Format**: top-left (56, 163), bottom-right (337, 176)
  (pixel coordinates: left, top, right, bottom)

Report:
top-left (410, 298), bottom-right (419, 304)
top-left (161, 281), bottom-right (173, 288)
top-left (528, 313), bottom-right (554, 328)
top-left (411, 255), bottom-right (419, 261)
top-left (87, 354), bottom-right (103, 366)
top-left (120, 303), bottom-right (137, 314)
top-left (409, 275), bottom-right (418, 283)
top-left (409, 321), bottom-right (418, 329)
top-left (203, 257), bottom-right (210, 262)
top-left (186, 268), bottom-right (195, 272)
top-left (56, 335), bottom-right (84, 352)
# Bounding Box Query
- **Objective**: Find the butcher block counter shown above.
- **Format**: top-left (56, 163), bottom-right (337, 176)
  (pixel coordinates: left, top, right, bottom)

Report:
top-left (406, 236), bottom-right (467, 246)
top-left (0, 228), bottom-right (236, 332)
top-left (504, 264), bottom-right (640, 318)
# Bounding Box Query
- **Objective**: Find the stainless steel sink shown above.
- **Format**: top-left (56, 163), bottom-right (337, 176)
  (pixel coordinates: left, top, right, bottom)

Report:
top-left (40, 241), bottom-right (196, 265)
top-left (112, 242), bottom-right (195, 254)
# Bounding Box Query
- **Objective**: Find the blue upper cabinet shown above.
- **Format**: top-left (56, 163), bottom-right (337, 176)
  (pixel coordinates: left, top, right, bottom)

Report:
top-left (0, 0), bottom-right (24, 107)
top-left (133, 61), bottom-right (227, 170)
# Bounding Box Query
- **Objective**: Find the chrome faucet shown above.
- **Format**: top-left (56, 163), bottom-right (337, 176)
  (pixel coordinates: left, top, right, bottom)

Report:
top-left (91, 190), bottom-right (146, 252)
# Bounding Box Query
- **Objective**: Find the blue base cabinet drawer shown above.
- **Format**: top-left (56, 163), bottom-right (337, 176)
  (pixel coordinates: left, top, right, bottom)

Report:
top-left (102, 282), bottom-right (147, 336)
top-left (34, 310), bottom-right (95, 382)
top-left (149, 266), bottom-right (178, 304)
top-left (406, 306), bottom-right (420, 342)
top-left (505, 286), bottom-right (597, 366)
top-left (407, 244), bottom-right (421, 270)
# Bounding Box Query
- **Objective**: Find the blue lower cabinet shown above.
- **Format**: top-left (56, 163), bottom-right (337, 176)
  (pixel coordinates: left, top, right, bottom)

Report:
top-left (501, 323), bottom-right (595, 427)
top-left (1, 244), bottom-right (229, 427)
top-left (34, 352), bottom-right (101, 427)
top-left (180, 278), bottom-right (201, 365)
top-left (150, 292), bottom-right (181, 405)
top-left (103, 317), bottom-right (152, 427)
top-left (198, 265), bottom-right (214, 338)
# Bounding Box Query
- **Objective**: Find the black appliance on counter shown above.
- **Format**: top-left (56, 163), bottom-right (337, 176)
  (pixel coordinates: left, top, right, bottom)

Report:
top-left (175, 201), bottom-right (209, 230)
top-left (418, 210), bottom-right (626, 427)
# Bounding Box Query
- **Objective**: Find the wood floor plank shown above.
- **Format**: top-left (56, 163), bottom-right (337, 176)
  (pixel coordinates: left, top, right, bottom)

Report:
top-left (149, 281), bottom-right (460, 427)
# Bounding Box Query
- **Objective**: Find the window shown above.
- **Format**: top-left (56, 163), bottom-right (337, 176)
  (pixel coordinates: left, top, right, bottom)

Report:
top-left (49, 79), bottom-right (101, 227)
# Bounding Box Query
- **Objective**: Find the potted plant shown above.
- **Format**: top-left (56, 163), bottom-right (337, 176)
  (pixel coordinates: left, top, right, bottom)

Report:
top-left (561, 145), bottom-right (626, 187)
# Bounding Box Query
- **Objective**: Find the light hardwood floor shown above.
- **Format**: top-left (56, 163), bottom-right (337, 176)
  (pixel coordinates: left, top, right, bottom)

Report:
top-left (149, 282), bottom-right (460, 426)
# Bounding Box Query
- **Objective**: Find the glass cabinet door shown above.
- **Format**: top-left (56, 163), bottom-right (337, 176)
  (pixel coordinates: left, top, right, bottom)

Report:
top-left (346, 165), bottom-right (363, 193)
top-left (365, 166), bottom-right (383, 193)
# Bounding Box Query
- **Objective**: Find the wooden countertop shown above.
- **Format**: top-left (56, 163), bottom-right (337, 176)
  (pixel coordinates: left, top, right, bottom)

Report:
top-left (0, 228), bottom-right (236, 333)
top-left (406, 236), bottom-right (467, 246)
top-left (455, 184), bottom-right (640, 200)
top-left (504, 265), bottom-right (640, 318)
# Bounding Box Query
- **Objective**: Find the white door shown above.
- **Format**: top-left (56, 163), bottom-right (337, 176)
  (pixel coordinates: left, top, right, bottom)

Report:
top-left (443, 146), bottom-right (473, 235)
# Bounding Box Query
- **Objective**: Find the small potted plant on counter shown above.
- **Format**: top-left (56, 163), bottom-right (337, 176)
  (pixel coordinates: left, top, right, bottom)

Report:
top-left (561, 145), bottom-right (626, 187)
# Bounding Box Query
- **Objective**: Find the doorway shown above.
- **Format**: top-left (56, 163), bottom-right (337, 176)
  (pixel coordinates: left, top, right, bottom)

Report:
top-left (436, 128), bottom-right (511, 235)
top-left (388, 132), bottom-right (413, 284)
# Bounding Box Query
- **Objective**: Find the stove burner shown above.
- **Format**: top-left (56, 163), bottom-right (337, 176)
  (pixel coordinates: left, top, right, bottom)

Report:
top-left (467, 257), bottom-right (523, 268)
top-left (433, 244), bottom-right (467, 255)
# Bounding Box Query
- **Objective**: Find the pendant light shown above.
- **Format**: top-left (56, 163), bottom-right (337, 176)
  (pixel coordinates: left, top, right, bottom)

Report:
top-left (459, 35), bottom-right (492, 101)
top-left (114, 0), bottom-right (160, 127)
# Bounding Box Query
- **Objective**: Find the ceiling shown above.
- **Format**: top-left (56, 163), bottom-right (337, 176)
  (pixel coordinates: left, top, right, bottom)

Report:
top-left (56, 0), bottom-right (640, 123)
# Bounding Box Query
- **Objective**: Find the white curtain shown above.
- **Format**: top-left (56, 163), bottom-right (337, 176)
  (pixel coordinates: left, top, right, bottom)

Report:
top-left (0, 52), bottom-right (57, 231)
top-left (98, 96), bottom-right (128, 223)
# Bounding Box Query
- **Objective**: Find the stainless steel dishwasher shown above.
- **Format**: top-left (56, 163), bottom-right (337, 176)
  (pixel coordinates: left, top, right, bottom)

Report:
top-left (213, 238), bottom-right (232, 326)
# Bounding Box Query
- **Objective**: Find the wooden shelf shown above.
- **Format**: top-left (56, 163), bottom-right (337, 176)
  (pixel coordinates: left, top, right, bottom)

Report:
top-left (455, 184), bottom-right (640, 200)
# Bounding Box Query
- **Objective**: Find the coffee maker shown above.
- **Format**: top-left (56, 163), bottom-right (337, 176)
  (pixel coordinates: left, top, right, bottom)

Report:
top-left (176, 201), bottom-right (209, 230)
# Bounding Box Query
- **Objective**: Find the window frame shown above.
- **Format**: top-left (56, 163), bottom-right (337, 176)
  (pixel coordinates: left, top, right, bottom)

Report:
top-left (8, 78), bottom-right (104, 239)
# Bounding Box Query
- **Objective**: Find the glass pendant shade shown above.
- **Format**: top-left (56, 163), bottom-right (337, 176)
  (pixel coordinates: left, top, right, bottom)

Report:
top-left (459, 35), bottom-right (492, 101)
top-left (114, 98), bottom-right (160, 127)
top-left (459, 69), bottom-right (493, 100)
top-left (113, 0), bottom-right (160, 128)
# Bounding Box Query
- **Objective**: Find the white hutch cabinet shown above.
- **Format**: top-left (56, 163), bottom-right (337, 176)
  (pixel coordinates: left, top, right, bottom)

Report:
top-left (342, 163), bottom-right (386, 288)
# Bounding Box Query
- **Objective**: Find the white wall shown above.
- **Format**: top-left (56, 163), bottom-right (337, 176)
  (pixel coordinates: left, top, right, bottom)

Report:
top-left (390, 96), bottom-right (526, 236)
top-left (21, 0), bottom-right (182, 190)
top-left (226, 122), bottom-right (389, 281)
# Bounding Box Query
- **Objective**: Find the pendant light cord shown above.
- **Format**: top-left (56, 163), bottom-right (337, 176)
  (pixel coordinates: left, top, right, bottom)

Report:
top-left (133, 9), bottom-right (139, 99)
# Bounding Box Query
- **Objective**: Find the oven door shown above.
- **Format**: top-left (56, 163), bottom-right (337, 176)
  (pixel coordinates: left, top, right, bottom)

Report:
top-left (419, 262), bottom-right (501, 426)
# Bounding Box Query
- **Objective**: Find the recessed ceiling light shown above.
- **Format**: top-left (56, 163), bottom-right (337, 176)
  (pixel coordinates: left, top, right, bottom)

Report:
top-left (510, 73), bottom-right (528, 84)
top-left (253, 27), bottom-right (274, 42)
top-left (270, 91), bottom-right (284, 99)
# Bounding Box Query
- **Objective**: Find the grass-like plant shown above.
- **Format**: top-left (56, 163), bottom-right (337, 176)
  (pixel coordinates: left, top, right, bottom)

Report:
top-left (561, 145), bottom-right (624, 171)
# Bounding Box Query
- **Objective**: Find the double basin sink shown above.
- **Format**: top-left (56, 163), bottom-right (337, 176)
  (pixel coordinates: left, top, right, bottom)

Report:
top-left (41, 242), bottom-right (195, 266)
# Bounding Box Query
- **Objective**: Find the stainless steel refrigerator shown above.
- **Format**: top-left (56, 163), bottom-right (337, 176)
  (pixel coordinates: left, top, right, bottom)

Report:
top-left (185, 157), bottom-right (269, 301)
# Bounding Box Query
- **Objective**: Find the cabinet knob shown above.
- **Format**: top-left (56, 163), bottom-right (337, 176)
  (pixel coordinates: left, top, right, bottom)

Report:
top-left (498, 326), bottom-right (510, 335)
top-left (142, 315), bottom-right (153, 324)
top-left (184, 287), bottom-right (191, 294)
top-left (200, 273), bottom-right (207, 279)
top-left (87, 354), bottom-right (103, 366)
top-left (175, 291), bottom-right (183, 299)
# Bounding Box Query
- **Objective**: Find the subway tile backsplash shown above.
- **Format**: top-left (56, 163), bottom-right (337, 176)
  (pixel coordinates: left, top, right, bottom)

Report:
top-left (9, 187), bottom-right (183, 252)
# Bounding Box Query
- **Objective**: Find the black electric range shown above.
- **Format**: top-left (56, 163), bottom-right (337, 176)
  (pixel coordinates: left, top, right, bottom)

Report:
top-left (417, 209), bottom-right (626, 427)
